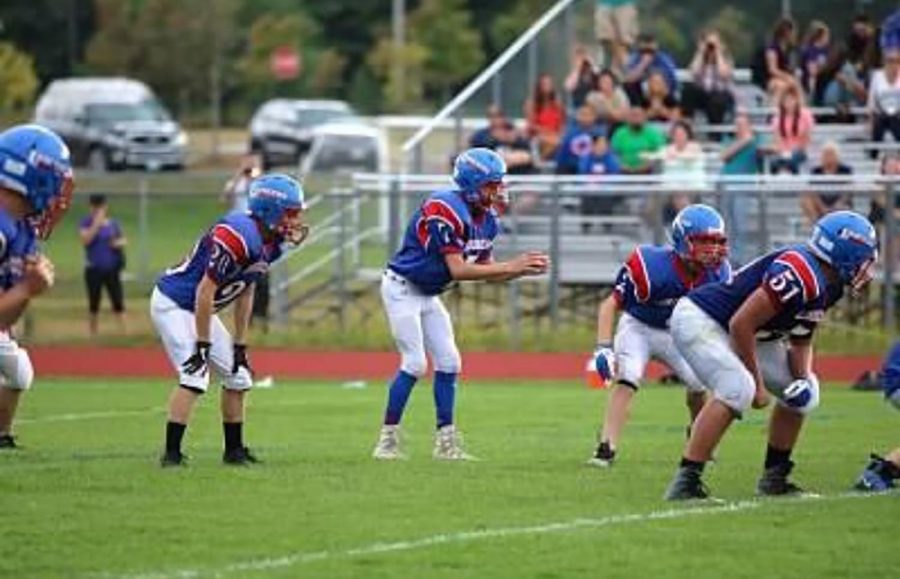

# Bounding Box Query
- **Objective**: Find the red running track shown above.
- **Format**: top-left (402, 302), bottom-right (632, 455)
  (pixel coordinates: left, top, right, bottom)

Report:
top-left (29, 347), bottom-right (880, 384)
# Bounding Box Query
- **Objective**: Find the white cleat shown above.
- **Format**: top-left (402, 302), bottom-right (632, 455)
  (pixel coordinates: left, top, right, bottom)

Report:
top-left (372, 425), bottom-right (405, 460)
top-left (433, 425), bottom-right (477, 461)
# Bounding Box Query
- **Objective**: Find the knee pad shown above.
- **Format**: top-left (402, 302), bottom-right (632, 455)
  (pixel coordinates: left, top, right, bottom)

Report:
top-left (401, 353), bottom-right (428, 378)
top-left (712, 373), bottom-right (755, 415)
top-left (0, 348), bottom-right (33, 391)
top-left (433, 348), bottom-right (462, 374)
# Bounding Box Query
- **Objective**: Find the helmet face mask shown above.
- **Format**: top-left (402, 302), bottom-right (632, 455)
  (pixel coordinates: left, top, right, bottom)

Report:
top-left (31, 168), bottom-right (74, 240)
top-left (277, 207), bottom-right (309, 246)
top-left (478, 180), bottom-right (507, 212)
top-left (686, 232), bottom-right (728, 269)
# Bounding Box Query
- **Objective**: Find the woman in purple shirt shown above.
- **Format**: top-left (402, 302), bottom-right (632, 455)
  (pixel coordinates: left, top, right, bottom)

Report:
top-left (79, 194), bottom-right (127, 336)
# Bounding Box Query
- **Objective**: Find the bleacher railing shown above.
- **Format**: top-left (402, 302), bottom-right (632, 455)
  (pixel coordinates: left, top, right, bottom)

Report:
top-left (270, 172), bottom-right (900, 342)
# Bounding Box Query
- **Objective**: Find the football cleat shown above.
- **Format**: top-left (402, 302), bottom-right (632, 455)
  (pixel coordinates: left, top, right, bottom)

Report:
top-left (757, 461), bottom-right (806, 496)
top-left (433, 424), bottom-right (476, 461)
top-left (664, 466), bottom-right (712, 501)
top-left (160, 450), bottom-right (187, 468)
top-left (587, 441), bottom-right (616, 468)
top-left (372, 424), bottom-right (405, 460)
top-left (854, 454), bottom-right (899, 492)
top-left (223, 446), bottom-right (260, 466)
top-left (0, 434), bottom-right (18, 449)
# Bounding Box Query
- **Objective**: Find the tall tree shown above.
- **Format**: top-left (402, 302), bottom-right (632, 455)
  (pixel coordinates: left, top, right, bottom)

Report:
top-left (0, 42), bottom-right (39, 111)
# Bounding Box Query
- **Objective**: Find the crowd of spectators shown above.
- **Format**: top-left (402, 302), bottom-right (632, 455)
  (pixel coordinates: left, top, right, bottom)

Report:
top-left (464, 6), bottom-right (900, 244)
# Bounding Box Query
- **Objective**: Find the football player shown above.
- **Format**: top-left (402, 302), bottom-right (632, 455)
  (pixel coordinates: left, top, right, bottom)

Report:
top-left (0, 124), bottom-right (73, 449)
top-left (153, 173), bottom-right (307, 466)
top-left (853, 341), bottom-right (900, 492)
top-left (372, 148), bottom-right (550, 460)
top-left (664, 211), bottom-right (877, 500)
top-left (589, 204), bottom-right (730, 467)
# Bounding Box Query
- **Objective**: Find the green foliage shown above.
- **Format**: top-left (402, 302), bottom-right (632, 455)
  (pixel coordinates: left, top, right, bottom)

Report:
top-left (489, 0), bottom-right (545, 52)
top-left (366, 37), bottom-right (429, 111)
top-left (0, 42), bottom-right (38, 111)
top-left (85, 0), bottom-right (239, 115)
top-left (410, 0), bottom-right (484, 99)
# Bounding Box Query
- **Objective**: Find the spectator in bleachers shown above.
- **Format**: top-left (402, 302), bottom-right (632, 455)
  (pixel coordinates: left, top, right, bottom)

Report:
top-left (769, 85), bottom-right (814, 174)
top-left (868, 153), bottom-right (900, 266)
top-left (470, 106), bottom-right (536, 176)
top-left (657, 120), bottom-right (705, 222)
top-left (819, 14), bottom-right (877, 115)
top-left (555, 105), bottom-right (606, 175)
top-left (468, 105), bottom-right (507, 149)
top-left (525, 73), bottom-right (565, 160)
top-left (638, 70), bottom-right (680, 122)
top-left (681, 30), bottom-right (735, 126)
top-left (800, 21), bottom-right (831, 102)
top-left (751, 17), bottom-right (798, 98)
top-left (721, 113), bottom-right (762, 175)
top-left (565, 45), bottom-right (599, 110)
top-left (610, 106), bottom-right (665, 174)
top-left (586, 69), bottom-right (630, 128)
top-left (579, 135), bottom-right (623, 224)
top-left (720, 113), bottom-right (764, 266)
top-left (594, 0), bottom-right (639, 73)
top-left (801, 141), bottom-right (853, 223)
top-left (868, 49), bottom-right (900, 147)
top-left (622, 33), bottom-right (678, 105)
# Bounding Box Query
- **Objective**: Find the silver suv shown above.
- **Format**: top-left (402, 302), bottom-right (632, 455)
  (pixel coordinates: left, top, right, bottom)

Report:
top-left (34, 77), bottom-right (187, 172)
top-left (248, 99), bottom-right (356, 168)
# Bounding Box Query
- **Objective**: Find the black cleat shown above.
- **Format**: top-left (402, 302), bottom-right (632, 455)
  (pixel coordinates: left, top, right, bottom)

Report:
top-left (587, 441), bottom-right (616, 467)
top-left (757, 461), bottom-right (805, 496)
top-left (853, 454), bottom-right (899, 492)
top-left (160, 451), bottom-right (188, 467)
top-left (223, 446), bottom-right (260, 466)
top-left (664, 466), bottom-right (712, 501)
top-left (0, 434), bottom-right (18, 449)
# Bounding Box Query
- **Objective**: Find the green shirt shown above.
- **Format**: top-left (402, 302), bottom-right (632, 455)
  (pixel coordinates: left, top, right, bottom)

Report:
top-left (598, 0), bottom-right (635, 7)
top-left (610, 124), bottom-right (665, 169)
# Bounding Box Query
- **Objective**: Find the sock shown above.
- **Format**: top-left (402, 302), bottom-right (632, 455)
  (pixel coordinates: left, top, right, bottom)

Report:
top-left (765, 445), bottom-right (792, 469)
top-left (680, 457), bottom-right (705, 472)
top-left (165, 421), bottom-right (186, 454)
top-left (433, 371), bottom-right (457, 429)
top-left (384, 370), bottom-right (418, 425)
top-left (223, 422), bottom-right (243, 451)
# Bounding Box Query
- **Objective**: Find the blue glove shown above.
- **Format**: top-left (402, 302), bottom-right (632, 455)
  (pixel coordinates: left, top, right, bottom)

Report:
top-left (782, 377), bottom-right (816, 413)
top-left (594, 344), bottom-right (616, 381)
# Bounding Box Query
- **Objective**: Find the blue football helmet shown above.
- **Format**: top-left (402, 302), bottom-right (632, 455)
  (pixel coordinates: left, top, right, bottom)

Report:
top-left (808, 211), bottom-right (877, 292)
top-left (670, 204), bottom-right (728, 268)
top-left (248, 173), bottom-right (308, 244)
top-left (0, 124), bottom-right (74, 239)
top-left (452, 148), bottom-right (507, 209)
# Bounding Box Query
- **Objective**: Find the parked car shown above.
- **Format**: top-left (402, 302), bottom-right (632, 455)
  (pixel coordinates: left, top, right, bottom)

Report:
top-left (299, 122), bottom-right (389, 176)
top-left (248, 99), bottom-right (356, 168)
top-left (34, 77), bottom-right (187, 171)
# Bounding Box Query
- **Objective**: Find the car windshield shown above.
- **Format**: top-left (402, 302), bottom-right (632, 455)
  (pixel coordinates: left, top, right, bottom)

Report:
top-left (293, 107), bottom-right (353, 128)
top-left (86, 101), bottom-right (171, 125)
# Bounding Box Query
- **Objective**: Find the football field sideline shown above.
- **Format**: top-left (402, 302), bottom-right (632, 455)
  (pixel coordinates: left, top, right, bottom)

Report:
top-left (106, 491), bottom-right (892, 579)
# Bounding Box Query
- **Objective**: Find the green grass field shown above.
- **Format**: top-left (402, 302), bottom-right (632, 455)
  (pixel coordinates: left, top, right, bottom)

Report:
top-left (2, 378), bottom-right (897, 578)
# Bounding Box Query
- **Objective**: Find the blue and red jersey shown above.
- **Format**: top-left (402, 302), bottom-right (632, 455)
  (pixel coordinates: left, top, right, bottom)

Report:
top-left (0, 208), bottom-right (38, 291)
top-left (689, 245), bottom-right (843, 340)
top-left (388, 189), bottom-right (499, 295)
top-left (614, 245), bottom-right (731, 329)
top-left (157, 211), bottom-right (282, 312)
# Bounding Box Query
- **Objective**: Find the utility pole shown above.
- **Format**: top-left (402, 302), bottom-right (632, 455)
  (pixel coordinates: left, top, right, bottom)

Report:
top-left (392, 0), bottom-right (406, 106)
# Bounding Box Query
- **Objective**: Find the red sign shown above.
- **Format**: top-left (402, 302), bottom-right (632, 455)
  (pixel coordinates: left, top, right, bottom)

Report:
top-left (270, 46), bottom-right (301, 80)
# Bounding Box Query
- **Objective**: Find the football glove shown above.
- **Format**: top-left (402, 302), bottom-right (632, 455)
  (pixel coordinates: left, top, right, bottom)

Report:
top-left (232, 343), bottom-right (253, 376)
top-left (182, 341), bottom-right (211, 376)
top-left (782, 376), bottom-right (818, 414)
top-left (594, 344), bottom-right (616, 381)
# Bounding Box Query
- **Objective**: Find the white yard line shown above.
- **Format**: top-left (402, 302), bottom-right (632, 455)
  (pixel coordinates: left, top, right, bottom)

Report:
top-left (106, 491), bottom-right (888, 579)
top-left (17, 408), bottom-right (163, 424)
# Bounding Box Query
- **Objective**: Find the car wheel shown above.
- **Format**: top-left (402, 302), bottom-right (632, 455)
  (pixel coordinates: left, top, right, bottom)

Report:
top-left (87, 148), bottom-right (109, 172)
